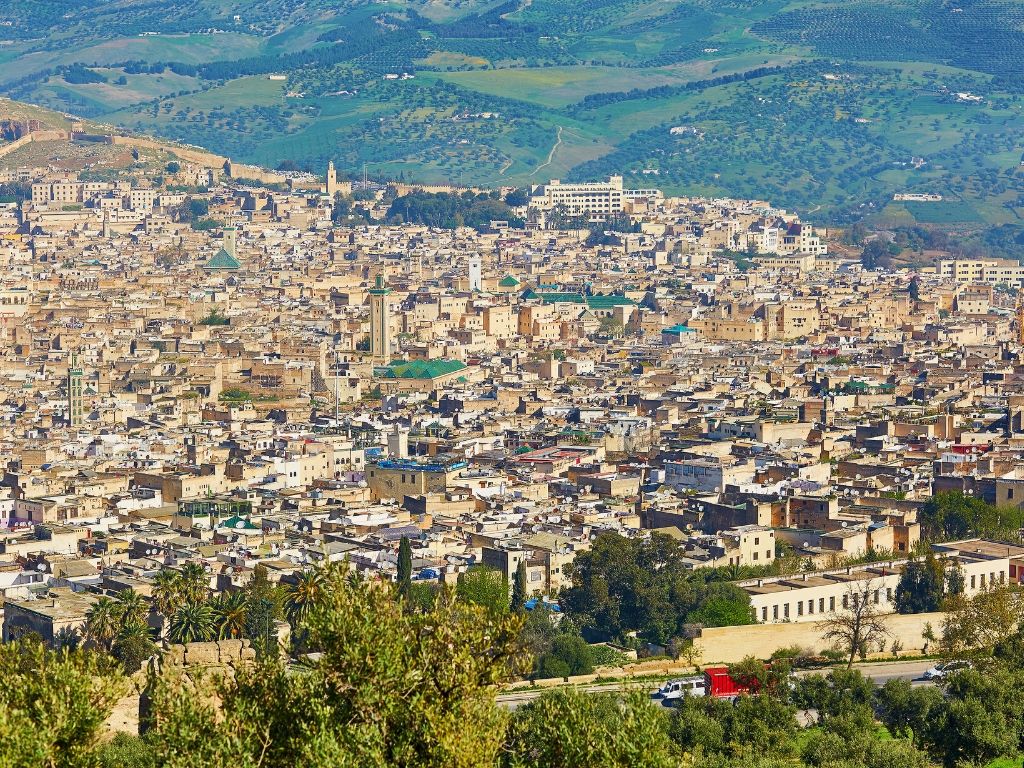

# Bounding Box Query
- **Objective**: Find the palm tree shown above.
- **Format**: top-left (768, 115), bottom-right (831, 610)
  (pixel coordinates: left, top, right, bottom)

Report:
top-left (114, 588), bottom-right (148, 628)
top-left (286, 568), bottom-right (325, 625)
top-left (84, 597), bottom-right (118, 651)
top-left (112, 621), bottom-right (157, 673)
top-left (54, 625), bottom-right (81, 651)
top-left (178, 562), bottom-right (210, 605)
top-left (167, 602), bottom-right (215, 644)
top-left (211, 592), bottom-right (247, 639)
top-left (152, 569), bottom-right (183, 617)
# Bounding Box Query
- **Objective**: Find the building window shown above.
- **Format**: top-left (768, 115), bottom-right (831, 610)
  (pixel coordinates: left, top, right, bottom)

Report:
top-left (773, 605), bottom-right (778, 620)
top-left (819, 598), bottom-right (825, 613)
top-left (971, 575), bottom-right (976, 589)
top-left (784, 604), bottom-right (790, 619)
top-left (842, 595), bottom-right (848, 609)
top-left (797, 603), bottom-right (803, 617)
top-left (808, 600), bottom-right (814, 615)
top-left (753, 552), bottom-right (759, 561)
top-left (762, 607), bottom-right (768, 622)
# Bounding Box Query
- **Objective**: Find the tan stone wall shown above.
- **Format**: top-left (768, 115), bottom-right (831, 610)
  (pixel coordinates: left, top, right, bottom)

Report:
top-left (693, 611), bottom-right (944, 664)
top-left (109, 134), bottom-right (226, 168)
top-left (508, 612), bottom-right (947, 688)
top-left (102, 639), bottom-right (257, 738)
top-left (0, 130), bottom-right (69, 159)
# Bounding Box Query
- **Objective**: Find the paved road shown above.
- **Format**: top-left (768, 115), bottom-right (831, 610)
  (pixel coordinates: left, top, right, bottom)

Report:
top-left (497, 659), bottom-right (934, 709)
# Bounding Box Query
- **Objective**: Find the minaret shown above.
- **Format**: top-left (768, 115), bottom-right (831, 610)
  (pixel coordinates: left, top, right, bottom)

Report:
top-left (326, 161), bottom-right (338, 196)
top-left (223, 226), bottom-right (237, 259)
top-left (369, 273), bottom-right (392, 362)
top-left (468, 254), bottom-right (482, 292)
top-left (102, 210), bottom-right (111, 239)
top-left (68, 352), bottom-right (84, 428)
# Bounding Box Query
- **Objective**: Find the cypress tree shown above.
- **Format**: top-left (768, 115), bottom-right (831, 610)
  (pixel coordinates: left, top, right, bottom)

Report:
top-left (397, 536), bottom-right (412, 599)
top-left (511, 559), bottom-right (528, 612)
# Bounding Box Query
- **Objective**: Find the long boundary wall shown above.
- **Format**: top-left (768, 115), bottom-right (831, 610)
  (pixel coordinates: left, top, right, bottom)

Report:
top-left (692, 610), bottom-right (944, 664)
top-left (0, 130), bottom-right (70, 160)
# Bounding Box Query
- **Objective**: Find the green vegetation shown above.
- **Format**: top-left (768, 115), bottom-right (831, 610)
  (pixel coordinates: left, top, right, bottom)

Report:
top-left (456, 565), bottom-right (511, 613)
top-left (561, 532), bottom-right (753, 644)
top-left (198, 309), bottom-right (228, 326)
top-left (920, 492), bottom-right (1024, 542)
top-left (386, 190), bottom-right (523, 230)
top-left (895, 553), bottom-right (963, 615)
top-left (219, 387), bottom-right (252, 402)
top-left (4, 0), bottom-right (1024, 226)
top-left (5, 560), bottom-right (1024, 768)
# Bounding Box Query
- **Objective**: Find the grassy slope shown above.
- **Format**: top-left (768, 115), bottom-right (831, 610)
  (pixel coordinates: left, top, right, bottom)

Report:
top-left (2, 0), bottom-right (1024, 225)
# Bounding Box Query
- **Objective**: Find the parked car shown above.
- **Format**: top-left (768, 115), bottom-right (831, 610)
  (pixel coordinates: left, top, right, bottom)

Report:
top-left (923, 660), bottom-right (971, 680)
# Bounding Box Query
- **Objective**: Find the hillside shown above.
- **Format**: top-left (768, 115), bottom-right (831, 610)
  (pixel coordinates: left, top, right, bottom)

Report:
top-left (2, 0), bottom-right (1024, 225)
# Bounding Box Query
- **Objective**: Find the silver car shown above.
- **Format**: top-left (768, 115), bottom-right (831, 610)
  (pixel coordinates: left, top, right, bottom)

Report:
top-left (922, 660), bottom-right (971, 681)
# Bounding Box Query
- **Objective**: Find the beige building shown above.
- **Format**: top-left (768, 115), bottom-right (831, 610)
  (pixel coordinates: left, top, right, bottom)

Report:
top-left (745, 541), bottom-right (1019, 624)
top-left (2, 588), bottom-right (98, 646)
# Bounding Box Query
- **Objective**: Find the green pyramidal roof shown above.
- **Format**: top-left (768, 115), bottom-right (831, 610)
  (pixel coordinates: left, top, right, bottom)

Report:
top-left (204, 248), bottom-right (241, 271)
top-left (499, 275), bottom-right (520, 287)
top-left (380, 359), bottom-right (467, 379)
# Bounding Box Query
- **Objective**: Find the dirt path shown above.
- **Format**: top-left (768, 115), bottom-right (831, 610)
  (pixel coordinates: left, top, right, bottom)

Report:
top-left (531, 125), bottom-right (562, 176)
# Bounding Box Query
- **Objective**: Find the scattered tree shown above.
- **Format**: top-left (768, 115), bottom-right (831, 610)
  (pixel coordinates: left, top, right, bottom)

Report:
top-left (821, 581), bottom-right (891, 669)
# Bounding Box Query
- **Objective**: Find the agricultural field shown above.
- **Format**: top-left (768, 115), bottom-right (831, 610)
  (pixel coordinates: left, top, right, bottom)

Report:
top-left (1, 0), bottom-right (1024, 226)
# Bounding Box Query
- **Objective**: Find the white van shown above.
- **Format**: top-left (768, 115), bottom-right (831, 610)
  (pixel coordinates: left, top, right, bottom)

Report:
top-left (657, 676), bottom-right (707, 703)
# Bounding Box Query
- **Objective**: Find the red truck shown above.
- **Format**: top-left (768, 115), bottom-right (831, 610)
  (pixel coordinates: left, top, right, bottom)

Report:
top-left (702, 666), bottom-right (758, 699)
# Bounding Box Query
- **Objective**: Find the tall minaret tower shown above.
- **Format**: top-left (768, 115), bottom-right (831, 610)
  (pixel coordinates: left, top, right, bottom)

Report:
top-left (369, 273), bottom-right (392, 362)
top-left (326, 160), bottom-right (338, 196)
top-left (223, 226), bottom-right (237, 259)
top-left (68, 352), bottom-right (84, 428)
top-left (468, 254), bottom-right (482, 292)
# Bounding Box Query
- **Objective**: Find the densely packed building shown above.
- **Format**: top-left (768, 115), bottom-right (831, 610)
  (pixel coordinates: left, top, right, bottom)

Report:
top-left (1, 159), bottom-right (1023, 643)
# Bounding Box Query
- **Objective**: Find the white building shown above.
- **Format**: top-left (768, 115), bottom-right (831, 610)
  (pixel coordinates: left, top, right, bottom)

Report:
top-left (529, 176), bottom-right (663, 220)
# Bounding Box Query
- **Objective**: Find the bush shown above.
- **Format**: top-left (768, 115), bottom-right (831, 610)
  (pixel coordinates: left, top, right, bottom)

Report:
top-left (535, 635), bottom-right (594, 678)
top-left (588, 643), bottom-right (626, 668)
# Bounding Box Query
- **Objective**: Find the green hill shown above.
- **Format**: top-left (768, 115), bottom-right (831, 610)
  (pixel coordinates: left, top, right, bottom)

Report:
top-left (2, 0), bottom-right (1024, 225)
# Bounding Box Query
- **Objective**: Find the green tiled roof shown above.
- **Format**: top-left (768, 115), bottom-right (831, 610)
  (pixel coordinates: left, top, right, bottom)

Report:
top-left (586, 295), bottom-right (636, 309)
top-left (526, 290), bottom-right (637, 310)
top-left (203, 248), bottom-right (240, 271)
top-left (538, 292), bottom-right (586, 303)
top-left (499, 275), bottom-right (520, 287)
top-left (381, 359), bottom-right (468, 380)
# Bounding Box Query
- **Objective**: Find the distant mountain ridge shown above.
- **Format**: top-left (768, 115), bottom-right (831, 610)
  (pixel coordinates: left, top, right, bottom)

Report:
top-left (2, 0), bottom-right (1023, 227)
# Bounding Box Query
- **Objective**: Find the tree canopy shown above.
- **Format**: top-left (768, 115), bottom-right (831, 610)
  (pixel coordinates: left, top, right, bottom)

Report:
top-left (560, 532), bottom-right (752, 643)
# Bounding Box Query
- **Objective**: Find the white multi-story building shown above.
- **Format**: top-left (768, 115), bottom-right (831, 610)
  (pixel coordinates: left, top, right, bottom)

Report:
top-left (937, 259), bottom-right (1024, 288)
top-left (529, 175), bottom-right (663, 220)
top-left (743, 539), bottom-right (1024, 624)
